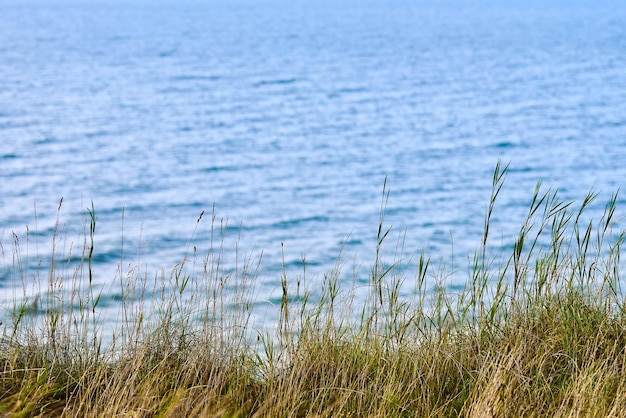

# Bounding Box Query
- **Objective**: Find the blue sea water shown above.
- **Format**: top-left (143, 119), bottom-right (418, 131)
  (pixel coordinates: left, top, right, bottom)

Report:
top-left (1, 0), bottom-right (626, 330)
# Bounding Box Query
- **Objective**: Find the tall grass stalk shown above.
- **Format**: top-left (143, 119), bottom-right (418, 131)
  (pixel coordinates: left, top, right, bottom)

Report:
top-left (2, 165), bottom-right (626, 417)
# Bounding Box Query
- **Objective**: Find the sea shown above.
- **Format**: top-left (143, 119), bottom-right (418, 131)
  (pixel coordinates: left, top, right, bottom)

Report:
top-left (2, 0), bottom-right (626, 335)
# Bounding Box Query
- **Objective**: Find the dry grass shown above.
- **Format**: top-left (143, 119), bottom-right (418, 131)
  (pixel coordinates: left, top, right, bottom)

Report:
top-left (2, 163), bottom-right (626, 417)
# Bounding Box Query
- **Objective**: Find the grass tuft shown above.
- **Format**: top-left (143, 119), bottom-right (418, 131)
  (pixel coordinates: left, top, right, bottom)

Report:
top-left (2, 164), bottom-right (626, 417)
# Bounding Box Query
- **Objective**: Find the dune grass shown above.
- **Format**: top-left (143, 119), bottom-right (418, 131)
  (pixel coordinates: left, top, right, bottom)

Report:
top-left (3, 163), bottom-right (626, 417)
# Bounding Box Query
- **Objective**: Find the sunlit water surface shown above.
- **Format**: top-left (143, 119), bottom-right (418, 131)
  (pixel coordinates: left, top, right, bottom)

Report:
top-left (1, 0), bottom-right (626, 336)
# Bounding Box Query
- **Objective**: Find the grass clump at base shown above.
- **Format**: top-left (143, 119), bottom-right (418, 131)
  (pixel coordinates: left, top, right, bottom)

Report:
top-left (2, 163), bottom-right (626, 417)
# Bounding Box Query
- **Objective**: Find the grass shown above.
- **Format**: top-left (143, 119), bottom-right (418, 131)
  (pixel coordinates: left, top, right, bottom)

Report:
top-left (2, 162), bottom-right (626, 417)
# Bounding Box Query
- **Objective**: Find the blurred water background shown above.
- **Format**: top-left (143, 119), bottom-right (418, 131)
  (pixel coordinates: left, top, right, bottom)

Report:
top-left (2, 0), bottom-right (626, 332)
